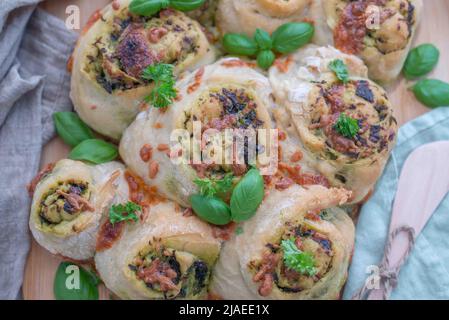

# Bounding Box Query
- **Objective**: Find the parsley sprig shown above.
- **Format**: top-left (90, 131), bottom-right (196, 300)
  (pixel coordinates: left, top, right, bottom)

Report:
top-left (194, 173), bottom-right (234, 197)
top-left (329, 59), bottom-right (349, 83)
top-left (334, 113), bottom-right (360, 139)
top-left (109, 201), bottom-right (142, 225)
top-left (281, 238), bottom-right (317, 276)
top-left (142, 63), bottom-right (177, 108)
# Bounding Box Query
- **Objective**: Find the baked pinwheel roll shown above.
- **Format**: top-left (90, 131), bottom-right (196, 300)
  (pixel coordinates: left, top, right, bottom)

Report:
top-left (29, 159), bottom-right (124, 260)
top-left (269, 45), bottom-right (397, 203)
top-left (70, 0), bottom-right (216, 140)
top-left (95, 197), bottom-right (222, 300)
top-left (216, 0), bottom-right (314, 36)
top-left (119, 58), bottom-right (276, 207)
top-left (210, 184), bottom-right (354, 299)
top-left (187, 0), bottom-right (218, 28)
top-left (312, 0), bottom-right (423, 82)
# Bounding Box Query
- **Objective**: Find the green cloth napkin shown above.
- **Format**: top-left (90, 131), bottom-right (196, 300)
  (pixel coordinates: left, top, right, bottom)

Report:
top-left (343, 107), bottom-right (449, 300)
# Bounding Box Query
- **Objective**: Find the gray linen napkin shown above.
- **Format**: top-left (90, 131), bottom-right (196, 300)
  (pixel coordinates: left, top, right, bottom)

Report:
top-left (0, 2), bottom-right (77, 299)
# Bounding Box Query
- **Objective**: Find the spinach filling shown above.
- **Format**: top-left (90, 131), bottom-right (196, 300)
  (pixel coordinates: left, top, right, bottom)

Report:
top-left (39, 181), bottom-right (91, 225)
top-left (129, 244), bottom-right (211, 299)
top-left (188, 87), bottom-right (266, 178)
top-left (85, 11), bottom-right (199, 93)
top-left (250, 219), bottom-right (333, 295)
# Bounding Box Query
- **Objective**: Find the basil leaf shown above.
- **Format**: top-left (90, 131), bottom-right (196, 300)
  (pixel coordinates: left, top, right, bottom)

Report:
top-left (53, 112), bottom-right (94, 147)
top-left (230, 168), bottom-right (264, 222)
top-left (170, 0), bottom-right (206, 11)
top-left (254, 28), bottom-right (272, 50)
top-left (129, 0), bottom-right (170, 16)
top-left (272, 22), bottom-right (314, 54)
top-left (69, 139), bottom-right (118, 164)
top-left (54, 262), bottom-right (99, 300)
top-left (412, 79), bottom-right (449, 108)
top-left (403, 44), bottom-right (440, 79)
top-left (329, 59), bottom-right (349, 83)
top-left (190, 194), bottom-right (231, 225)
top-left (222, 33), bottom-right (258, 56)
top-left (257, 50), bottom-right (275, 70)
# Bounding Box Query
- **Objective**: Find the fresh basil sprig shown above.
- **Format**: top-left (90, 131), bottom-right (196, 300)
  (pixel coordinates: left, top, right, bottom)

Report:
top-left (254, 29), bottom-right (272, 50)
top-left (334, 113), bottom-right (360, 139)
top-left (403, 44), bottom-right (440, 79)
top-left (129, 0), bottom-right (205, 16)
top-left (190, 168), bottom-right (265, 225)
top-left (109, 201), bottom-right (141, 225)
top-left (189, 194), bottom-right (232, 225)
top-left (69, 139), bottom-right (118, 164)
top-left (281, 238), bottom-right (316, 276)
top-left (170, 0), bottom-right (206, 11)
top-left (412, 79), bottom-right (449, 108)
top-left (222, 22), bottom-right (314, 70)
top-left (222, 34), bottom-right (258, 56)
top-left (257, 50), bottom-right (276, 70)
top-left (53, 112), bottom-right (94, 147)
top-left (54, 262), bottom-right (99, 300)
top-left (271, 22), bottom-right (314, 54)
top-left (230, 168), bottom-right (264, 222)
top-left (329, 59), bottom-right (349, 83)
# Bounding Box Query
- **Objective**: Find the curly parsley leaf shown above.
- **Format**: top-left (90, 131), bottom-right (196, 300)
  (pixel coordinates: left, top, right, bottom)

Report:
top-left (142, 63), bottom-right (177, 108)
top-left (334, 113), bottom-right (360, 139)
top-left (194, 173), bottom-right (234, 197)
top-left (281, 238), bottom-right (316, 276)
top-left (329, 59), bottom-right (349, 83)
top-left (109, 201), bottom-right (141, 225)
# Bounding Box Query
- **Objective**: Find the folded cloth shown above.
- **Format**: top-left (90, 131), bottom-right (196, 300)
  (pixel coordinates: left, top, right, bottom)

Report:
top-left (344, 107), bottom-right (449, 300)
top-left (0, 3), bottom-right (77, 299)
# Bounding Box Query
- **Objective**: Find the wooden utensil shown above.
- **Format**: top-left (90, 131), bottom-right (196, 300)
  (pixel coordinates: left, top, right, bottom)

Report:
top-left (355, 141), bottom-right (449, 300)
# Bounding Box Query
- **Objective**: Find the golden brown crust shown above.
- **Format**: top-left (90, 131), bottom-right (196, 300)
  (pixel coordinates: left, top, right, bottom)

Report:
top-left (269, 45), bottom-right (397, 203)
top-left (70, 0), bottom-right (216, 140)
top-left (311, 0), bottom-right (423, 83)
top-left (216, 0), bottom-right (313, 36)
top-left (210, 184), bottom-right (354, 299)
top-left (95, 199), bottom-right (221, 300)
top-left (119, 58), bottom-right (276, 207)
top-left (29, 160), bottom-right (124, 260)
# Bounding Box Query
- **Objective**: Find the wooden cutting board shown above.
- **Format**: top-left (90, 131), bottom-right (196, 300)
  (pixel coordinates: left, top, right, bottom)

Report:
top-left (22, 0), bottom-right (449, 299)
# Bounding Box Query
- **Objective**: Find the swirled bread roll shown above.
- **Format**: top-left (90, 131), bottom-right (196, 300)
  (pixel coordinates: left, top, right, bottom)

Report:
top-left (186, 0), bottom-right (218, 28)
top-left (269, 45), bottom-right (397, 203)
top-left (29, 159), bottom-right (124, 260)
top-left (210, 184), bottom-right (354, 299)
top-left (216, 0), bottom-right (314, 36)
top-left (119, 58), bottom-right (276, 207)
top-left (311, 0), bottom-right (423, 83)
top-left (94, 184), bottom-right (222, 300)
top-left (70, 0), bottom-right (216, 140)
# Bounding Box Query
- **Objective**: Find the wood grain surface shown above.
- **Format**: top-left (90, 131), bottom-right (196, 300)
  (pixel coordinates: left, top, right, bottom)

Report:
top-left (22, 0), bottom-right (449, 299)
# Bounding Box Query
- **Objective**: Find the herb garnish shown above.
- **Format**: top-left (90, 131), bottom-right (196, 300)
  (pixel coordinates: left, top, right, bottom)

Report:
top-left (129, 0), bottom-right (206, 16)
top-left (142, 63), bottom-right (177, 108)
top-left (329, 59), bottom-right (349, 83)
top-left (281, 238), bottom-right (316, 276)
top-left (222, 22), bottom-right (314, 70)
top-left (334, 113), bottom-right (360, 139)
top-left (109, 201), bottom-right (142, 225)
top-left (190, 168), bottom-right (264, 225)
top-left (194, 173), bottom-right (234, 197)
